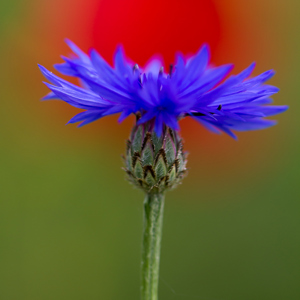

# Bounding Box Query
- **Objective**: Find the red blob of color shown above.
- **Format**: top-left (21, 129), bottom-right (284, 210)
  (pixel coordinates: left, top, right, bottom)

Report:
top-left (92, 0), bottom-right (221, 67)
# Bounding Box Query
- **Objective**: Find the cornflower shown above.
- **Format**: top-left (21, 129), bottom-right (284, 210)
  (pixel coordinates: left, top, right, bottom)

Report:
top-left (39, 40), bottom-right (287, 300)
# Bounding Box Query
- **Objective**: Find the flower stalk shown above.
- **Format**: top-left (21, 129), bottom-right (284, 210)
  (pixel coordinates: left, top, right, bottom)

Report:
top-left (141, 192), bottom-right (165, 300)
top-left (123, 120), bottom-right (186, 300)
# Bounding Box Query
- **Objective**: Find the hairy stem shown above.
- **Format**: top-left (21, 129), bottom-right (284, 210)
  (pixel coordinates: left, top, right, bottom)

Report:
top-left (141, 193), bottom-right (165, 300)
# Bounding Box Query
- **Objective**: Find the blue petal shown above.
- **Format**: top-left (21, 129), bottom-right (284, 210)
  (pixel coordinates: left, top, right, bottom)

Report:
top-left (54, 62), bottom-right (77, 76)
top-left (252, 105), bottom-right (289, 117)
top-left (194, 117), bottom-right (221, 135)
top-left (244, 70), bottom-right (275, 86)
top-left (81, 77), bottom-right (134, 104)
top-left (235, 62), bottom-right (256, 82)
top-left (39, 65), bottom-right (63, 86)
top-left (65, 39), bottom-right (90, 64)
top-left (43, 84), bottom-right (91, 109)
top-left (230, 119), bottom-right (277, 131)
top-left (162, 113), bottom-right (179, 130)
top-left (43, 82), bottom-right (108, 107)
top-left (137, 110), bottom-right (157, 125)
top-left (172, 53), bottom-right (185, 83)
top-left (90, 49), bottom-right (126, 89)
top-left (68, 110), bottom-right (104, 124)
top-left (41, 92), bottom-right (57, 100)
top-left (199, 118), bottom-right (238, 139)
top-left (179, 44), bottom-right (210, 90)
top-left (143, 57), bottom-right (164, 75)
top-left (154, 114), bottom-right (164, 137)
top-left (77, 114), bottom-right (104, 127)
top-left (118, 109), bottom-right (133, 123)
top-left (181, 64), bottom-right (233, 98)
top-left (39, 65), bottom-right (99, 97)
top-left (114, 45), bottom-right (132, 76)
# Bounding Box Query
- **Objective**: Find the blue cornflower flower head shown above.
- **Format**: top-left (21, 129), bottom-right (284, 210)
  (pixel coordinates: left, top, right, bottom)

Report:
top-left (39, 40), bottom-right (288, 193)
top-left (39, 39), bottom-right (287, 139)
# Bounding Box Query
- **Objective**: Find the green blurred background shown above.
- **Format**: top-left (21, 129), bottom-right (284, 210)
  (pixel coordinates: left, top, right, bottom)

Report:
top-left (0, 0), bottom-right (299, 299)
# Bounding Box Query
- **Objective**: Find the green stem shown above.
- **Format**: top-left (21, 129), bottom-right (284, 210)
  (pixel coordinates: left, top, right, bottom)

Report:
top-left (141, 193), bottom-right (165, 300)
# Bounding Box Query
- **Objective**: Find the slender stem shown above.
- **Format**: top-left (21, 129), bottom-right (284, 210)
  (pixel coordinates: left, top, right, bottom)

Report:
top-left (141, 193), bottom-right (165, 300)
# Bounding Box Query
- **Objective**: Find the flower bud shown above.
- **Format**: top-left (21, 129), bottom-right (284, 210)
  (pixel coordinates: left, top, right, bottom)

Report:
top-left (123, 119), bottom-right (188, 194)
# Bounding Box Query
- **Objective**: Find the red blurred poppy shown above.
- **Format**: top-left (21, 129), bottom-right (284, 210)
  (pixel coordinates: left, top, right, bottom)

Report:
top-left (92, 0), bottom-right (221, 66)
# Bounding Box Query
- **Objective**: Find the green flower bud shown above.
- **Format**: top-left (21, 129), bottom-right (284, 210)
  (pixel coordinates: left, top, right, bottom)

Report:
top-left (123, 117), bottom-right (188, 194)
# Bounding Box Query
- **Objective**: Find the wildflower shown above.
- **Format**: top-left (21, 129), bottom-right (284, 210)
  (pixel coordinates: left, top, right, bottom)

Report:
top-left (39, 39), bottom-right (288, 139)
top-left (39, 40), bottom-right (288, 300)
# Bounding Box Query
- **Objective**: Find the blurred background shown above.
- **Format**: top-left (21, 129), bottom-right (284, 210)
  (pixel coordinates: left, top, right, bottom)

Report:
top-left (0, 0), bottom-right (299, 299)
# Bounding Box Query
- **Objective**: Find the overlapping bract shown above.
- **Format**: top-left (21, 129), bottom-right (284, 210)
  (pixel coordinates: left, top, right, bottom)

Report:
top-left (39, 39), bottom-right (287, 138)
top-left (124, 121), bottom-right (187, 193)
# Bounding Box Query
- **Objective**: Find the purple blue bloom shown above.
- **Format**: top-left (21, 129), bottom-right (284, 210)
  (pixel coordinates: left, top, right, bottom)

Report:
top-left (39, 39), bottom-right (288, 139)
